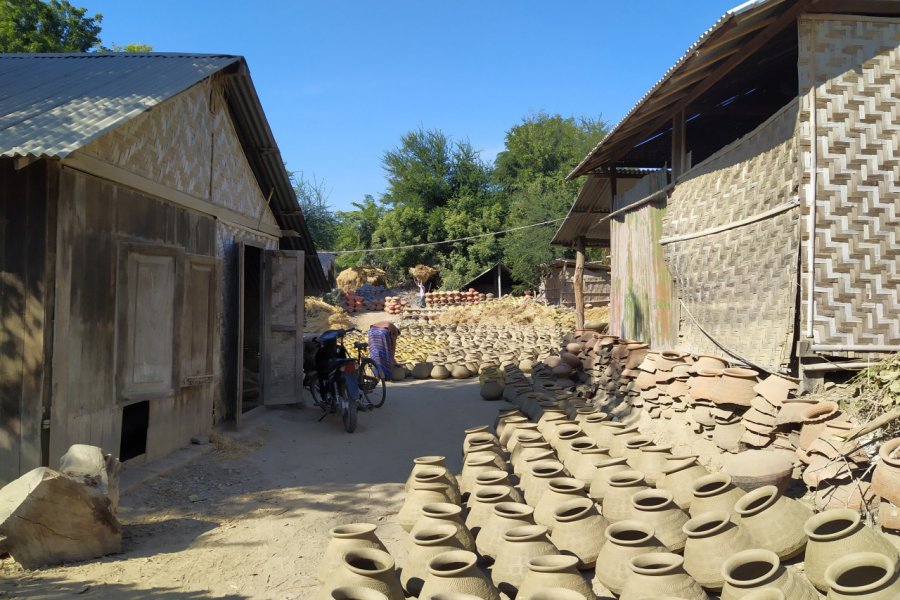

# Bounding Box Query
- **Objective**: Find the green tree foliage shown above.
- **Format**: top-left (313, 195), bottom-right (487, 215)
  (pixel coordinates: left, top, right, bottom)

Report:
top-left (106, 42), bottom-right (152, 52)
top-left (334, 195), bottom-right (386, 270)
top-left (292, 172), bottom-right (338, 251)
top-left (0, 0), bottom-right (102, 52)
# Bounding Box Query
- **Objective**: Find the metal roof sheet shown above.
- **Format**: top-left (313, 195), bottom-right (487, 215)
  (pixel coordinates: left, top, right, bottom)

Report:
top-left (0, 53), bottom-right (240, 158)
top-left (551, 175), bottom-right (613, 246)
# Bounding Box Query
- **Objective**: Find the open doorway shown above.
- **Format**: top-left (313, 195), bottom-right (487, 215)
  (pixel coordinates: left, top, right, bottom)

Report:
top-left (241, 245), bottom-right (263, 413)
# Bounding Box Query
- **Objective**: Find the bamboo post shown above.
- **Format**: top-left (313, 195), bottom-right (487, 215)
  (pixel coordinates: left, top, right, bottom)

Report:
top-left (575, 237), bottom-right (585, 331)
top-left (497, 264), bottom-right (502, 298)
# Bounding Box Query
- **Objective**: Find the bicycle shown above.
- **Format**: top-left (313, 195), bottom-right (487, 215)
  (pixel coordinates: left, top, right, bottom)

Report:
top-left (352, 339), bottom-right (387, 409)
top-left (303, 328), bottom-right (363, 433)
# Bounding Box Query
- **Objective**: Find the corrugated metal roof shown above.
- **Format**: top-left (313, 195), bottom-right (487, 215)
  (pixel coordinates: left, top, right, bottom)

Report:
top-left (551, 175), bottom-right (613, 246)
top-left (0, 53), bottom-right (239, 158)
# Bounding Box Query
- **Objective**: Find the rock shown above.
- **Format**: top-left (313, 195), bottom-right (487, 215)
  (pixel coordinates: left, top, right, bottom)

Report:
top-left (191, 435), bottom-right (211, 445)
top-left (59, 444), bottom-right (121, 514)
top-left (0, 467), bottom-right (121, 569)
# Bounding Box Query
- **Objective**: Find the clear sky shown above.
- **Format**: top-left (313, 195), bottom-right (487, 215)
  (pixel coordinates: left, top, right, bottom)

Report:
top-left (87, 0), bottom-right (742, 210)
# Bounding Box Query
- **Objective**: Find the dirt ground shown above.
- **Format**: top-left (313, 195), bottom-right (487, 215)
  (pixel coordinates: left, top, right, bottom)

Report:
top-left (0, 379), bottom-right (500, 599)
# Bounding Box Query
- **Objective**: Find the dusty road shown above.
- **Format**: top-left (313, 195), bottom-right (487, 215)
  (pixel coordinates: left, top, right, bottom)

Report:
top-left (0, 379), bottom-right (499, 599)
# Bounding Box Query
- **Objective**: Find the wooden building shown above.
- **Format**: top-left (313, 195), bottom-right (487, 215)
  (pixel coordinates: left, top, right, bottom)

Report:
top-left (0, 53), bottom-right (326, 485)
top-left (543, 259), bottom-right (611, 307)
top-left (554, 0), bottom-right (899, 384)
top-left (460, 263), bottom-right (518, 296)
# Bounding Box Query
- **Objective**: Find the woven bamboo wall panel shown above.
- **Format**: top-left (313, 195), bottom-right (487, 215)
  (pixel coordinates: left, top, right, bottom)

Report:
top-left (662, 100), bottom-right (801, 369)
top-left (799, 16), bottom-right (900, 349)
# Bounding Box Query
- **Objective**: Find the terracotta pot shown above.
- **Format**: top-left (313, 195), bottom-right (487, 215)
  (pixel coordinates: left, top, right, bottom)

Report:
top-left (813, 480), bottom-right (877, 511)
top-left (689, 473), bottom-right (745, 518)
top-left (319, 523), bottom-right (387, 583)
top-left (593, 520), bottom-right (668, 594)
top-left (464, 485), bottom-right (516, 538)
top-left (619, 552), bottom-right (709, 600)
top-left (824, 551), bottom-right (900, 600)
top-left (682, 510), bottom-right (755, 590)
top-left (603, 470), bottom-right (651, 522)
top-left (476, 502), bottom-right (534, 561)
top-left (708, 367), bottom-right (759, 407)
top-left (409, 503), bottom-right (475, 554)
top-left (873, 438), bottom-right (900, 506)
top-left (587, 457), bottom-right (630, 502)
top-left (398, 482), bottom-right (455, 532)
top-left (549, 497), bottom-right (609, 569)
top-left (693, 355), bottom-right (728, 371)
top-left (633, 445), bottom-right (673, 486)
top-left (328, 587), bottom-right (390, 600)
top-left (630, 489), bottom-right (689, 553)
top-left (318, 548), bottom-right (404, 600)
top-left (734, 485), bottom-right (811, 560)
top-left (723, 450), bottom-right (793, 493)
top-left (713, 421), bottom-right (745, 453)
top-left (656, 457), bottom-right (710, 510)
top-left (522, 459), bottom-right (567, 506)
top-left (719, 548), bottom-right (818, 600)
top-left (534, 478), bottom-right (587, 531)
top-left (491, 525), bottom-right (558, 597)
top-left (798, 401), bottom-right (842, 450)
top-left (803, 508), bottom-right (900, 591)
top-left (418, 550), bottom-right (500, 600)
top-left (401, 524), bottom-right (464, 597)
top-left (688, 369), bottom-right (723, 402)
top-left (774, 398), bottom-right (818, 426)
top-left (517, 554), bottom-right (597, 600)
top-left (753, 373), bottom-right (799, 405)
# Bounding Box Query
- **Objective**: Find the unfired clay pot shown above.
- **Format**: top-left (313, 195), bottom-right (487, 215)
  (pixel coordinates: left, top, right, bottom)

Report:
top-left (682, 511), bottom-right (755, 591)
top-left (317, 548), bottom-right (404, 600)
top-left (475, 502), bottom-right (534, 561)
top-left (603, 470), bottom-right (650, 522)
top-left (398, 482), bottom-right (455, 532)
top-left (400, 524), bottom-right (464, 597)
top-left (418, 550), bottom-right (500, 600)
top-left (319, 523), bottom-right (387, 583)
top-left (720, 548), bottom-right (818, 600)
top-left (522, 459), bottom-right (567, 507)
top-left (408, 503), bottom-right (475, 554)
top-left (587, 457), bottom-right (630, 502)
top-left (549, 497), bottom-right (610, 569)
top-left (689, 473), bottom-right (745, 518)
top-left (734, 485), bottom-right (811, 560)
top-left (593, 520), bottom-right (667, 594)
top-left (619, 552), bottom-right (709, 600)
top-left (517, 554), bottom-right (597, 600)
top-left (464, 485), bottom-right (516, 538)
top-left (656, 457), bottom-right (710, 510)
top-left (491, 525), bottom-right (559, 598)
top-left (534, 478), bottom-right (587, 532)
top-left (630, 489), bottom-right (689, 553)
top-left (824, 551), bottom-right (900, 600)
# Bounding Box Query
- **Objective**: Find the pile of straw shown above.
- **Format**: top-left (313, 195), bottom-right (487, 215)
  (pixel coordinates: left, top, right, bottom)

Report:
top-left (409, 264), bottom-right (438, 283)
top-left (436, 298), bottom-right (569, 327)
top-left (305, 297), bottom-right (352, 332)
top-left (336, 266), bottom-right (388, 293)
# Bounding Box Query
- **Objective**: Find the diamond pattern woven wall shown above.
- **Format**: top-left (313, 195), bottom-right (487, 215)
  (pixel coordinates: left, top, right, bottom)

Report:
top-left (798, 16), bottom-right (900, 351)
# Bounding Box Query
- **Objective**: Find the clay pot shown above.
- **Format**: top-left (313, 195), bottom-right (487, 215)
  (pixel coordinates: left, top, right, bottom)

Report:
top-left (409, 503), bottom-right (476, 554)
top-left (418, 550), bottom-right (500, 600)
top-left (688, 369), bottom-right (723, 402)
top-left (459, 454), bottom-right (503, 498)
top-left (481, 380), bottom-right (504, 400)
top-left (536, 410), bottom-right (568, 435)
top-left (632, 445), bottom-right (673, 486)
top-left (682, 511), bottom-right (756, 590)
top-left (476, 502), bottom-right (534, 561)
top-left (689, 473), bottom-right (745, 518)
top-left (569, 448), bottom-right (611, 485)
top-left (719, 548), bottom-right (818, 600)
top-left (491, 525), bottom-right (559, 598)
top-left (319, 523), bottom-right (387, 583)
top-left (549, 497), bottom-right (610, 569)
top-left (431, 364), bottom-right (451, 380)
top-left (560, 438), bottom-right (597, 471)
top-left (740, 590), bottom-right (785, 600)
top-left (656, 457), bottom-right (710, 510)
top-left (723, 450), bottom-right (793, 493)
top-left (587, 456), bottom-right (630, 502)
top-left (708, 367), bottom-right (759, 407)
top-left (608, 425), bottom-right (641, 457)
top-left (775, 398), bottom-right (818, 426)
top-left (593, 520), bottom-right (668, 594)
top-left (517, 554), bottom-right (597, 600)
top-left (872, 438), bottom-right (900, 506)
top-left (619, 552), bottom-right (709, 600)
top-left (713, 421), bottom-right (745, 453)
top-left (406, 456), bottom-right (459, 492)
top-left (798, 401), bottom-right (842, 450)
top-left (398, 482), bottom-right (455, 532)
top-left (622, 436), bottom-right (655, 468)
top-left (528, 589), bottom-right (590, 600)
top-left (753, 373), bottom-right (799, 405)
top-left (803, 508), bottom-right (900, 591)
top-left (549, 424), bottom-right (587, 458)
top-left (465, 440), bottom-right (507, 472)
top-left (534, 478), bottom-right (587, 531)
top-left (468, 470), bottom-right (523, 507)
top-left (498, 417), bottom-right (531, 449)
top-left (693, 355), bottom-right (728, 370)
top-left (522, 459), bottom-right (567, 506)
top-left (734, 485), bottom-right (811, 560)
top-left (507, 424), bottom-right (542, 455)
top-left (318, 548), bottom-right (404, 600)
top-left (329, 587), bottom-right (389, 600)
top-left (824, 551), bottom-right (900, 600)
top-left (630, 489), bottom-right (689, 553)
top-left (412, 362), bottom-right (433, 379)
top-left (401, 524), bottom-right (464, 597)
top-left (465, 485), bottom-right (516, 538)
top-left (461, 428), bottom-right (497, 455)
top-left (511, 440), bottom-right (553, 475)
top-left (604, 470), bottom-right (651, 522)
top-left (410, 466), bottom-right (461, 505)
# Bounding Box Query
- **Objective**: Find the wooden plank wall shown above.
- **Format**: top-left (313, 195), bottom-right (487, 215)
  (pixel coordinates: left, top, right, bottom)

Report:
top-left (0, 159), bottom-right (52, 485)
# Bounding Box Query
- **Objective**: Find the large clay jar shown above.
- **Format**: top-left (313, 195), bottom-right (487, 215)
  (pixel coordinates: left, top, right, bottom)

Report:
top-left (410, 466), bottom-right (461, 505)
top-left (319, 523), bottom-right (387, 582)
top-left (569, 448), bottom-right (611, 485)
top-left (481, 379), bottom-right (504, 401)
top-left (608, 425), bottom-right (641, 457)
top-left (329, 587), bottom-right (389, 600)
top-left (512, 441), bottom-right (554, 475)
top-left (587, 420), bottom-right (627, 449)
top-left (872, 438), bottom-right (900, 506)
top-left (491, 525), bottom-right (559, 597)
top-left (398, 482), bottom-right (455, 532)
top-left (603, 470), bottom-right (650, 522)
top-left (522, 459), bottom-right (567, 507)
top-left (549, 497), bottom-right (609, 569)
top-left (797, 401), bottom-right (842, 450)
top-left (534, 478), bottom-right (587, 531)
top-left (734, 485), bottom-right (811, 560)
top-left (462, 427), bottom-right (495, 454)
top-left (507, 423), bottom-right (542, 455)
top-left (460, 454), bottom-right (502, 498)
top-left (619, 552), bottom-right (709, 600)
top-left (418, 550), bottom-right (501, 600)
top-left (517, 555), bottom-right (597, 600)
top-left (465, 485), bottom-right (516, 538)
top-left (409, 503), bottom-right (475, 553)
top-left (632, 445), bottom-right (673, 486)
top-left (708, 367), bottom-right (759, 408)
top-left (551, 425), bottom-right (588, 460)
top-left (803, 508), bottom-right (900, 591)
top-left (824, 551), bottom-right (900, 600)
top-left (468, 470), bottom-right (523, 507)
top-left (719, 548), bottom-right (818, 600)
top-left (682, 510), bottom-right (755, 591)
top-left (528, 589), bottom-right (590, 600)
top-left (317, 548), bottom-right (405, 600)
top-left (593, 520), bottom-right (668, 595)
top-left (406, 456), bottom-right (459, 492)
top-left (401, 524), bottom-right (464, 597)
top-left (498, 416), bottom-right (531, 449)
top-left (537, 410), bottom-right (568, 435)
top-left (476, 502), bottom-right (535, 561)
top-left (630, 489), bottom-right (689, 553)
top-left (587, 457), bottom-right (630, 502)
top-left (561, 438), bottom-right (598, 473)
top-left (656, 457), bottom-right (710, 510)
top-left (465, 440), bottom-right (507, 471)
top-left (622, 436), bottom-right (655, 468)
top-left (689, 473), bottom-right (745, 518)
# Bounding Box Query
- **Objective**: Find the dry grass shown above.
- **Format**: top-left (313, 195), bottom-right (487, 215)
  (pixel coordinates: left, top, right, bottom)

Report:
top-left (435, 298), bottom-right (571, 327)
top-left (305, 297), bottom-right (352, 332)
top-left (409, 264), bottom-right (438, 283)
top-left (336, 266), bottom-right (388, 293)
top-left (839, 353), bottom-right (900, 438)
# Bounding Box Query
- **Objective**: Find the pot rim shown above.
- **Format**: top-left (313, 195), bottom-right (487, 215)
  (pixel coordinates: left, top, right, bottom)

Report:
top-left (734, 485), bottom-right (780, 517)
top-left (330, 523), bottom-right (377, 539)
top-left (723, 367), bottom-right (759, 379)
top-left (464, 425), bottom-right (491, 435)
top-left (683, 510), bottom-right (732, 538)
top-left (503, 524), bottom-right (550, 542)
top-left (553, 497), bottom-right (595, 522)
top-left (570, 439), bottom-right (597, 451)
top-left (608, 470), bottom-right (646, 487)
top-left (722, 548), bottom-right (780, 588)
top-left (595, 457), bottom-right (630, 469)
top-left (426, 550), bottom-right (478, 577)
top-left (691, 473), bottom-right (734, 497)
top-left (343, 548), bottom-right (395, 576)
top-left (412, 524), bottom-right (459, 546)
top-left (629, 552), bottom-right (684, 575)
top-left (824, 551), bottom-right (896, 593)
top-left (631, 489), bottom-right (675, 511)
top-left (605, 520), bottom-right (654, 545)
top-left (421, 502), bottom-right (462, 518)
top-left (527, 553), bottom-right (580, 573)
top-left (803, 508), bottom-right (861, 541)
top-left (523, 450), bottom-right (556, 463)
top-left (880, 438), bottom-right (900, 467)
top-left (493, 501), bottom-right (534, 519)
top-left (472, 485), bottom-right (512, 503)
top-left (414, 455), bottom-right (447, 465)
top-left (660, 456), bottom-right (701, 475)
top-left (464, 454), bottom-right (498, 468)
top-left (611, 425), bottom-right (640, 436)
top-left (548, 477), bottom-right (586, 494)
top-left (330, 586), bottom-right (391, 600)
top-left (532, 461), bottom-right (566, 478)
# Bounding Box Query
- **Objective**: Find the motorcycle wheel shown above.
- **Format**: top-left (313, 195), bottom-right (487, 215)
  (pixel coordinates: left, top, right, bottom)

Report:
top-left (340, 384), bottom-right (357, 433)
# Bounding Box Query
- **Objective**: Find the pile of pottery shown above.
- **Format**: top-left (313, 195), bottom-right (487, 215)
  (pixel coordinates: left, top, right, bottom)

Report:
top-left (424, 290), bottom-right (487, 306)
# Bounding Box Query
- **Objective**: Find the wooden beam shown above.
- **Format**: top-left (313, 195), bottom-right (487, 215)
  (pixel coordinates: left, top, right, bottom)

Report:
top-left (671, 110), bottom-right (687, 179)
top-left (575, 237), bottom-right (586, 332)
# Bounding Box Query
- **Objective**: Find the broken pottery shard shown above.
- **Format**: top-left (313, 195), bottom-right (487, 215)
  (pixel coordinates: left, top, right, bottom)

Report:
top-left (59, 444), bottom-right (121, 514)
top-left (0, 467), bottom-right (121, 569)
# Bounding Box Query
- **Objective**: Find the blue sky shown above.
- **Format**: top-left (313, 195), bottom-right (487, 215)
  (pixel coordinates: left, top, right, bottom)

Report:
top-left (87, 0), bottom-right (741, 210)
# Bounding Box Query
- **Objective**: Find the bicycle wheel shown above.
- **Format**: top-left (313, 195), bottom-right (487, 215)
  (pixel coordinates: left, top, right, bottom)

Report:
top-left (358, 358), bottom-right (386, 408)
top-left (339, 380), bottom-right (358, 433)
top-left (303, 377), bottom-right (322, 409)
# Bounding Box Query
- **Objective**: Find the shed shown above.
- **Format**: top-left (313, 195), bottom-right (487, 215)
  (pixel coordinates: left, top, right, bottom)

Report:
top-left (555, 0), bottom-right (900, 383)
top-left (460, 263), bottom-right (518, 296)
top-left (544, 259), bottom-right (611, 307)
top-left (0, 53), bottom-right (325, 485)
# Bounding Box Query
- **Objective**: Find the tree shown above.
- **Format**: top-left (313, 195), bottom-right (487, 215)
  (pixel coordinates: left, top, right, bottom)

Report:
top-left (106, 42), bottom-right (152, 52)
top-left (0, 0), bottom-right (102, 52)
top-left (291, 172), bottom-right (338, 251)
top-left (333, 195), bottom-right (386, 270)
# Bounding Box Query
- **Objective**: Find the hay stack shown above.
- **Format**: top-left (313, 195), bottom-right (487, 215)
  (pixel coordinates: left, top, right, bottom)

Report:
top-left (305, 297), bottom-right (352, 332)
top-left (410, 264), bottom-right (438, 283)
top-left (336, 266), bottom-right (388, 293)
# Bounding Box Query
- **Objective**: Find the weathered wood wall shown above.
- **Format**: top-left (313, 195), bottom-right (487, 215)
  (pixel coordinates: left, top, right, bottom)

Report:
top-left (0, 159), bottom-right (54, 485)
top-left (544, 263), bottom-right (611, 307)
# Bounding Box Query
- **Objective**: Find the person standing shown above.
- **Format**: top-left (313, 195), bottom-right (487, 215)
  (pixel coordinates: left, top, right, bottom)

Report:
top-left (417, 280), bottom-right (426, 308)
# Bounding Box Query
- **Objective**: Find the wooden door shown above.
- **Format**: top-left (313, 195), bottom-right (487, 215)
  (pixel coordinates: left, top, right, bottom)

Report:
top-left (262, 250), bottom-right (304, 405)
top-left (181, 255), bottom-right (217, 436)
top-left (235, 242), bottom-right (245, 427)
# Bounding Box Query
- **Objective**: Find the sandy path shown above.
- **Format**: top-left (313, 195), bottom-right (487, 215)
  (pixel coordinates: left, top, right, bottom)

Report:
top-left (0, 379), bottom-right (500, 599)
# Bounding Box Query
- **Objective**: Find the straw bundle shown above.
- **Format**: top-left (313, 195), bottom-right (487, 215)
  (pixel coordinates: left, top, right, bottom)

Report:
top-left (305, 297), bottom-right (352, 332)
